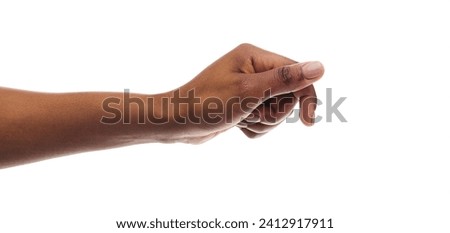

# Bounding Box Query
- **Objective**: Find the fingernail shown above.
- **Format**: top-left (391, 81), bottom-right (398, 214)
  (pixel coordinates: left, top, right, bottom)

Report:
top-left (308, 104), bottom-right (315, 119)
top-left (302, 61), bottom-right (324, 80)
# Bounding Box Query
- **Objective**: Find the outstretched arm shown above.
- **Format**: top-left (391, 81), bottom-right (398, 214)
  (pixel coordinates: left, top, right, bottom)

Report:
top-left (0, 44), bottom-right (324, 168)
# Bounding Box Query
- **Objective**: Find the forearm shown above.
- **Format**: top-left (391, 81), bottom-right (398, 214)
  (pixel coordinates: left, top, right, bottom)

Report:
top-left (0, 88), bottom-right (163, 168)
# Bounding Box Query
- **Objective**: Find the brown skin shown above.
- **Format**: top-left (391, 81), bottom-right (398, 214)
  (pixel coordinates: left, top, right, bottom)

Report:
top-left (0, 44), bottom-right (324, 168)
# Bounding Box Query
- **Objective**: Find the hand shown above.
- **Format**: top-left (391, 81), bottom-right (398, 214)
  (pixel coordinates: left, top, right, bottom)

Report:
top-left (159, 43), bottom-right (324, 143)
top-left (0, 43), bottom-right (324, 168)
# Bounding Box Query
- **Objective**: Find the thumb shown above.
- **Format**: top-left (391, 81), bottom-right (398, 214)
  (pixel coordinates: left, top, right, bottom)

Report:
top-left (247, 61), bottom-right (324, 97)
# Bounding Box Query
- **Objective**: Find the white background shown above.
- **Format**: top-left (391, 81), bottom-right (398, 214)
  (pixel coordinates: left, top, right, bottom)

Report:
top-left (1, 0), bottom-right (449, 232)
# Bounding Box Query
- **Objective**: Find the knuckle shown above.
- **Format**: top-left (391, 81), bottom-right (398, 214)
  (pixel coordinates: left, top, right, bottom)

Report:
top-left (276, 66), bottom-right (294, 85)
top-left (275, 65), bottom-right (303, 85)
top-left (236, 43), bottom-right (254, 50)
